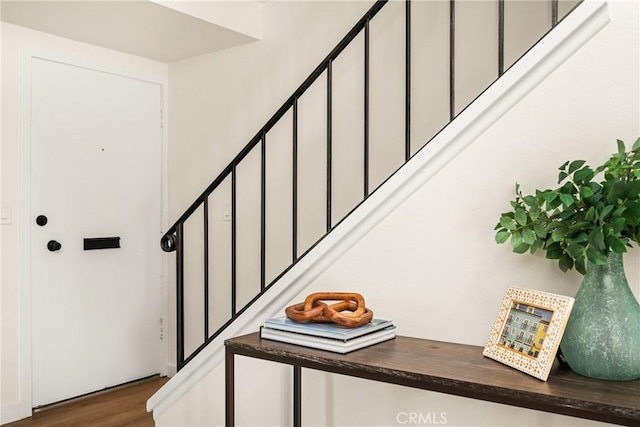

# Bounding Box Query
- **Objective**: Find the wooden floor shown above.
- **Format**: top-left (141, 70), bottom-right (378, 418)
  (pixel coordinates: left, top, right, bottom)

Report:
top-left (6, 376), bottom-right (168, 427)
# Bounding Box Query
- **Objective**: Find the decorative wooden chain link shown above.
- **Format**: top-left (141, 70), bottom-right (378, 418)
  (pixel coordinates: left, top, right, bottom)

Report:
top-left (285, 292), bottom-right (373, 328)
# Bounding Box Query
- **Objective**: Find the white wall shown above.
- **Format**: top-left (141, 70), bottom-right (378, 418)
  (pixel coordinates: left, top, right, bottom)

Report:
top-left (159, 0), bottom-right (639, 426)
top-left (0, 22), bottom-right (168, 424)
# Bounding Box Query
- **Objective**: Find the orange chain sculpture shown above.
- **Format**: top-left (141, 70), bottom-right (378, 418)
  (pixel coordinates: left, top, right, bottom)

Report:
top-left (285, 292), bottom-right (373, 328)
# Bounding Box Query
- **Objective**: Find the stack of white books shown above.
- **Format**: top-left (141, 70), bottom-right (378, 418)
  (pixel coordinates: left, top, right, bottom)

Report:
top-left (260, 317), bottom-right (396, 354)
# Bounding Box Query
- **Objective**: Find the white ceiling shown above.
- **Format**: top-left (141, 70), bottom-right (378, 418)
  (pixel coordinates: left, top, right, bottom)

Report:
top-left (1, 0), bottom-right (262, 63)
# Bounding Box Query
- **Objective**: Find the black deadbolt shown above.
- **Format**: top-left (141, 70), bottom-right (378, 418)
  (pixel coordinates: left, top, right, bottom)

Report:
top-left (36, 215), bottom-right (48, 226)
top-left (47, 240), bottom-right (62, 252)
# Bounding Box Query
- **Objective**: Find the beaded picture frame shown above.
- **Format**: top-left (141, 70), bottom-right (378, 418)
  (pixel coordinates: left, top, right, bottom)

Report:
top-left (483, 287), bottom-right (575, 381)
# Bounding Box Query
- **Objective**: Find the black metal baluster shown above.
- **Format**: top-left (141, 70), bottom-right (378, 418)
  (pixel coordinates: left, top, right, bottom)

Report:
top-left (176, 222), bottom-right (185, 370)
top-left (552, 0), bottom-right (559, 27)
top-left (499, 0), bottom-right (505, 76)
top-left (293, 366), bottom-right (302, 426)
top-left (293, 99), bottom-right (298, 262)
top-left (327, 60), bottom-right (333, 232)
top-left (261, 134), bottom-right (266, 291)
top-left (405, 0), bottom-right (412, 162)
top-left (231, 165), bottom-right (237, 316)
top-left (364, 19), bottom-right (370, 198)
top-left (450, 0), bottom-right (456, 121)
top-left (204, 197), bottom-right (209, 341)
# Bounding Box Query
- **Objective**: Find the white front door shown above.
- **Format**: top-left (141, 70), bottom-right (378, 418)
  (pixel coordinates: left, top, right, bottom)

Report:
top-left (29, 57), bottom-right (163, 407)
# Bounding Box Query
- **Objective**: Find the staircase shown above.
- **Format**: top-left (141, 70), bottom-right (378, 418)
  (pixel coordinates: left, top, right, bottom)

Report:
top-left (148, 0), bottom-right (611, 419)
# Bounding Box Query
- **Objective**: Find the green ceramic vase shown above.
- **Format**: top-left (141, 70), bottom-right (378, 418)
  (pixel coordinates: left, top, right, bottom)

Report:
top-left (560, 252), bottom-right (640, 380)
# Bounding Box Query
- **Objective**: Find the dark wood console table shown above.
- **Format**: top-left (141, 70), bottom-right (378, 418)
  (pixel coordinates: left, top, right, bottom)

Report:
top-left (225, 333), bottom-right (640, 426)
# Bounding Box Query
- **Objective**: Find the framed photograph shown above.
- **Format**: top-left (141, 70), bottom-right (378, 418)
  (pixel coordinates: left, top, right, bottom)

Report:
top-left (483, 287), bottom-right (574, 381)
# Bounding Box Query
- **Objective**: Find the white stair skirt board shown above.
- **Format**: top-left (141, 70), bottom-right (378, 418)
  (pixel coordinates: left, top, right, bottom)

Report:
top-left (147, 0), bottom-right (610, 419)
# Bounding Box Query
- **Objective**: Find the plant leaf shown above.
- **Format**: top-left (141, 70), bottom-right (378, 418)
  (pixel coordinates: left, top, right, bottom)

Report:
top-left (530, 240), bottom-right (541, 255)
top-left (542, 191), bottom-right (557, 203)
top-left (511, 231), bottom-right (523, 249)
top-left (513, 243), bottom-right (531, 254)
top-left (559, 193), bottom-right (575, 207)
top-left (545, 250), bottom-right (562, 260)
top-left (569, 232), bottom-right (589, 243)
top-left (606, 181), bottom-right (627, 203)
top-left (522, 228), bottom-right (536, 245)
top-left (558, 171), bottom-right (568, 184)
top-left (534, 223), bottom-right (547, 238)
top-left (632, 137), bottom-right (640, 152)
top-left (559, 253), bottom-right (574, 272)
top-left (529, 205), bottom-right (541, 221)
top-left (574, 167), bottom-right (594, 183)
top-left (495, 230), bottom-right (510, 244)
top-left (628, 181), bottom-right (640, 199)
top-left (586, 246), bottom-right (608, 265)
top-left (617, 139), bottom-right (626, 154)
top-left (566, 244), bottom-right (584, 258)
top-left (500, 216), bottom-right (517, 230)
top-left (580, 186), bottom-right (594, 199)
top-left (599, 204), bottom-right (614, 221)
top-left (589, 227), bottom-right (606, 250)
top-left (606, 235), bottom-right (627, 253)
top-left (612, 217), bottom-right (626, 234)
top-left (548, 196), bottom-right (563, 210)
top-left (551, 227), bottom-right (567, 242)
top-left (588, 182), bottom-right (603, 198)
top-left (515, 208), bottom-right (527, 226)
top-left (574, 256), bottom-right (587, 275)
top-left (612, 206), bottom-right (627, 218)
top-left (568, 160), bottom-right (586, 174)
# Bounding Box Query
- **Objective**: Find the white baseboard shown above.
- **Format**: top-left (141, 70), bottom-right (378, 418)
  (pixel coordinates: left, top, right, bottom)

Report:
top-left (1, 402), bottom-right (31, 425)
top-left (165, 363), bottom-right (177, 377)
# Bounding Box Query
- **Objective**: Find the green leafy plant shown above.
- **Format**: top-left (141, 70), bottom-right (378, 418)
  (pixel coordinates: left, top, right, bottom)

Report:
top-left (495, 138), bottom-right (640, 274)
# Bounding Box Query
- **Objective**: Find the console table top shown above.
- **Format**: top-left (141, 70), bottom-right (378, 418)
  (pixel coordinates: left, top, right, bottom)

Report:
top-left (225, 333), bottom-right (640, 426)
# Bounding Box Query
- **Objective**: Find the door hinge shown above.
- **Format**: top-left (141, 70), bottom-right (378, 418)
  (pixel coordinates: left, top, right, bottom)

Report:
top-left (160, 109), bottom-right (164, 129)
